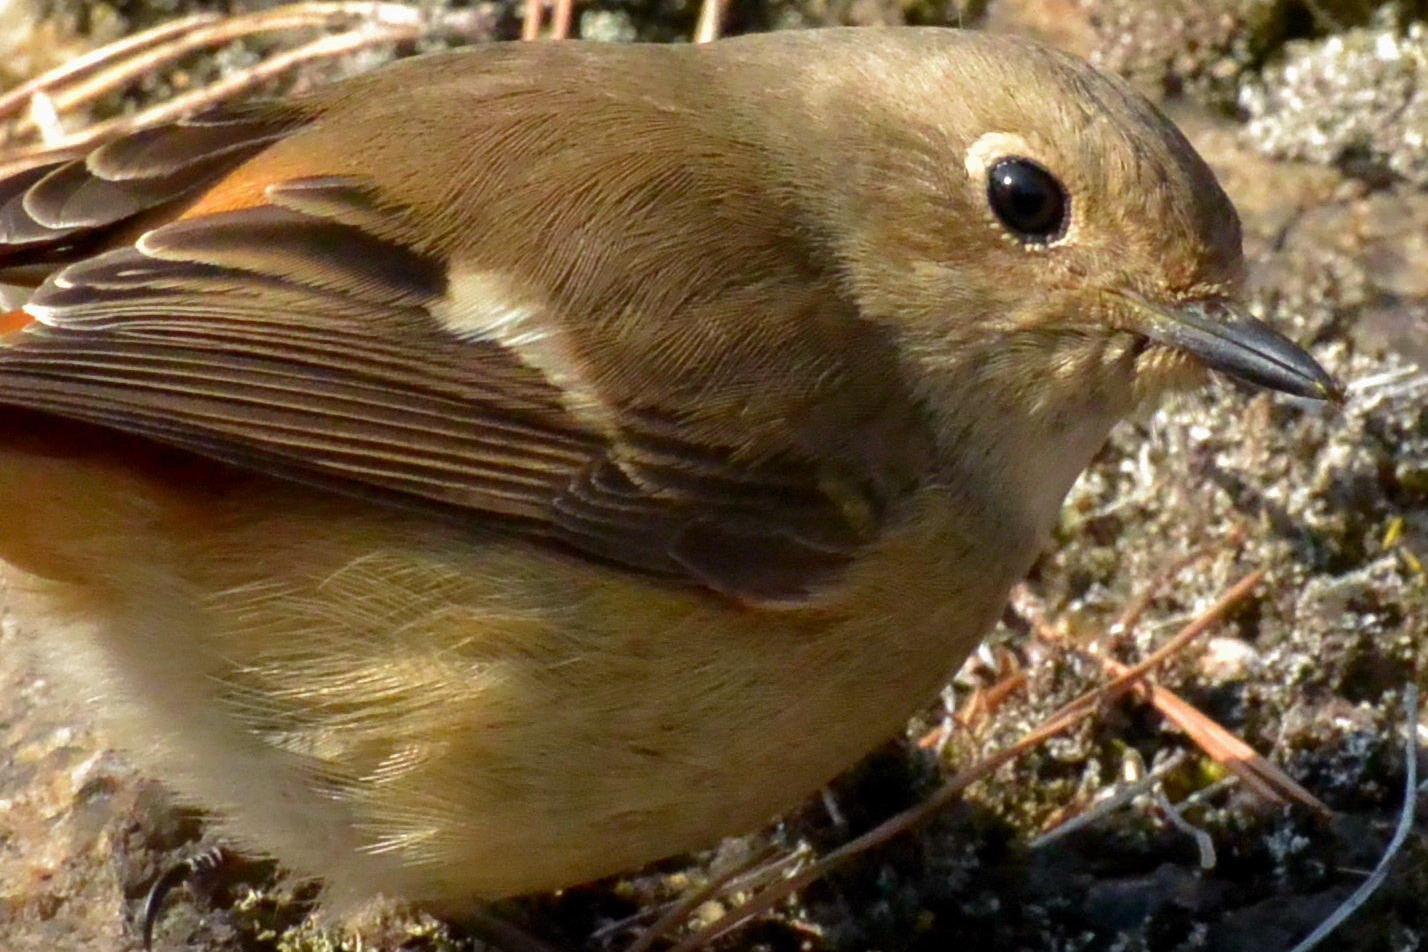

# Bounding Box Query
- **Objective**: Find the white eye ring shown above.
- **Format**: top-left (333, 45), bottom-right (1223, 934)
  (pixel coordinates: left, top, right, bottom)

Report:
top-left (964, 131), bottom-right (1036, 181)
top-left (964, 131), bottom-right (1077, 250)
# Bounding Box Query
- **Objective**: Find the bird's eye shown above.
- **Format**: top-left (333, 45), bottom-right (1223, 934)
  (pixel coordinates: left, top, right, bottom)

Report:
top-left (986, 157), bottom-right (1067, 244)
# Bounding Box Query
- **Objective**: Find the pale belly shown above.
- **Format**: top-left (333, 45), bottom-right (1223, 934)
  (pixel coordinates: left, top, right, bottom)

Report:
top-left (4, 484), bottom-right (1030, 910)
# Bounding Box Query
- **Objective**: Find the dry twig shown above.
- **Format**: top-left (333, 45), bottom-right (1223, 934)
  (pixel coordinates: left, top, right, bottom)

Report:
top-left (1031, 748), bottom-right (1190, 847)
top-left (522, 0), bottom-right (545, 40)
top-left (665, 570), bottom-right (1272, 952)
top-left (694, 0), bottom-right (729, 43)
top-left (623, 849), bottom-right (773, 952)
top-left (549, 0), bottom-right (576, 40)
top-left (0, 2), bottom-right (496, 175)
top-left (1014, 576), bottom-right (1328, 814)
top-left (1285, 684), bottom-right (1420, 952)
top-left (0, 13), bottom-right (223, 121)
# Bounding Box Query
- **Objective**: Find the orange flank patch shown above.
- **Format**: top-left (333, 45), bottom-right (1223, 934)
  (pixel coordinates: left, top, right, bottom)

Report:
top-left (178, 144), bottom-right (333, 220)
top-left (0, 308), bottom-right (33, 336)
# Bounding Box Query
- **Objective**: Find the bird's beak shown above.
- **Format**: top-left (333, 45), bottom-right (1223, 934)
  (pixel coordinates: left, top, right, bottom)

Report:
top-left (1118, 292), bottom-right (1342, 402)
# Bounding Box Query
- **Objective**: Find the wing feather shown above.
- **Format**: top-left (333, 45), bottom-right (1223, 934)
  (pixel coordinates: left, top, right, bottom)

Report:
top-left (0, 68), bottom-right (930, 603)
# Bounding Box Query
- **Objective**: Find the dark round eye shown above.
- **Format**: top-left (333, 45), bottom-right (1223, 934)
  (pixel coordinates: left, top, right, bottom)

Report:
top-left (986, 157), bottom-right (1067, 243)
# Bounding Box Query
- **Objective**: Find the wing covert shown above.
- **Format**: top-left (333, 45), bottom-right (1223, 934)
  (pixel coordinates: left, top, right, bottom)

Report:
top-left (0, 171), bottom-right (905, 603)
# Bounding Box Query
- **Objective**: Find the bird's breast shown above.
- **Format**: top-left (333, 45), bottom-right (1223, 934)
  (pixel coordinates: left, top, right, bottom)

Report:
top-left (0, 439), bottom-right (1030, 904)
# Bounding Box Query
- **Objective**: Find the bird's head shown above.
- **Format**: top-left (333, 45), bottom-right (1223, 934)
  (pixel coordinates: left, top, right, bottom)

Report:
top-left (744, 29), bottom-right (1338, 436)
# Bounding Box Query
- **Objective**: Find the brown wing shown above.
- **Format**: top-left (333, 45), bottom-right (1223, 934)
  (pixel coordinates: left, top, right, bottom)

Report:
top-left (0, 106), bottom-right (306, 281)
top-left (0, 53), bottom-right (931, 604)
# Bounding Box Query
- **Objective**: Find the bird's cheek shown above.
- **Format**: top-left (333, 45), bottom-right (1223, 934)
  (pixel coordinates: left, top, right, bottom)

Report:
top-left (1050, 332), bottom-right (1135, 409)
top-left (1131, 343), bottom-right (1209, 404)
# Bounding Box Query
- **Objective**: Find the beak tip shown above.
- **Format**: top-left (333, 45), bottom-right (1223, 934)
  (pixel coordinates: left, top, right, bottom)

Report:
top-left (1254, 357), bottom-right (1342, 406)
top-left (1283, 352), bottom-right (1343, 406)
top-left (1317, 377), bottom-right (1347, 406)
top-left (1124, 291), bottom-right (1342, 406)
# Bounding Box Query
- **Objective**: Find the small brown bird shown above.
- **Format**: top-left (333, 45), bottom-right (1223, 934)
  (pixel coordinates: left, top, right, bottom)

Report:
top-left (0, 27), bottom-right (1334, 912)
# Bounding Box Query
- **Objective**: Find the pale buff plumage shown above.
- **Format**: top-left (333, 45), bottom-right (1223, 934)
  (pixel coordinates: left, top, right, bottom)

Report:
top-left (0, 28), bottom-right (1333, 912)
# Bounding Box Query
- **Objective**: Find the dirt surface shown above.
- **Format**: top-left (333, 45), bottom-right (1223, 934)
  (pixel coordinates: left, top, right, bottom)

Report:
top-left (0, 2), bottom-right (1424, 951)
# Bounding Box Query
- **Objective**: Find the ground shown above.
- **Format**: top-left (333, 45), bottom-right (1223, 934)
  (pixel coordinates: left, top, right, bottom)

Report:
top-left (0, 1), bottom-right (1424, 950)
